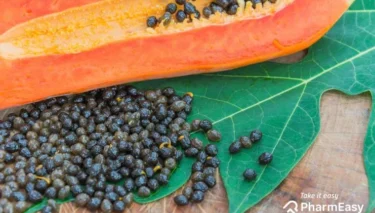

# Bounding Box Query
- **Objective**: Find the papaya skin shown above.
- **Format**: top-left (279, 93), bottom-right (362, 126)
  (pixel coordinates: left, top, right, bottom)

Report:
top-left (0, 0), bottom-right (351, 109)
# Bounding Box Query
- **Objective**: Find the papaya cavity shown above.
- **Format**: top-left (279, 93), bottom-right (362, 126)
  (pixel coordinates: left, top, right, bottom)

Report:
top-left (0, 0), bottom-right (293, 60)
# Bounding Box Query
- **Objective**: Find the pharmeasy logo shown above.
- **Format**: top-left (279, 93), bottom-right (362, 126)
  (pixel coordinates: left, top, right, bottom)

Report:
top-left (283, 200), bottom-right (364, 213)
top-left (283, 201), bottom-right (298, 213)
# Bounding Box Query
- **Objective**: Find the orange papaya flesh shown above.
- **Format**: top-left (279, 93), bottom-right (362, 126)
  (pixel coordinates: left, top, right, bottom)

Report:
top-left (0, 0), bottom-right (352, 109)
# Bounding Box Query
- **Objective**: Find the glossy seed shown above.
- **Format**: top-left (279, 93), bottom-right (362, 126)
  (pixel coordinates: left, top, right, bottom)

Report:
top-left (184, 2), bottom-right (196, 15)
top-left (190, 191), bottom-right (205, 203)
top-left (205, 144), bottom-right (218, 156)
top-left (207, 130), bottom-right (222, 142)
top-left (203, 7), bottom-right (213, 18)
top-left (250, 129), bottom-right (262, 142)
top-left (227, 3), bottom-right (238, 15)
top-left (147, 16), bottom-right (158, 28)
top-left (199, 120), bottom-right (212, 132)
top-left (239, 136), bottom-right (252, 148)
top-left (182, 186), bottom-right (193, 199)
top-left (174, 194), bottom-right (189, 206)
top-left (159, 12), bottom-right (172, 26)
top-left (243, 169), bottom-right (257, 180)
top-left (166, 3), bottom-right (178, 14)
top-left (229, 141), bottom-right (242, 154)
top-left (259, 152), bottom-right (273, 165)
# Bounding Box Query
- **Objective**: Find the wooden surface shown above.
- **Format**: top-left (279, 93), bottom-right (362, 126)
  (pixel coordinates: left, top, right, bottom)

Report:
top-left (0, 91), bottom-right (372, 213)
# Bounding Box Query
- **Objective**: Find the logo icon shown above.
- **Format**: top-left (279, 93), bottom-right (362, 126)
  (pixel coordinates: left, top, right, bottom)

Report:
top-left (283, 200), bottom-right (299, 213)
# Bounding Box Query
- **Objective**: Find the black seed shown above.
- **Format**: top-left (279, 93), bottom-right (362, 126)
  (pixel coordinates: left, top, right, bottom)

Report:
top-left (210, 2), bottom-right (224, 13)
top-left (190, 191), bottom-right (205, 203)
top-left (5, 142), bottom-right (19, 153)
top-left (70, 185), bottom-right (83, 196)
top-left (203, 167), bottom-right (216, 177)
top-left (179, 135), bottom-right (191, 150)
top-left (4, 153), bottom-right (16, 163)
top-left (115, 186), bottom-right (127, 197)
top-left (171, 101), bottom-right (186, 112)
top-left (250, 130), bottom-right (262, 142)
top-left (88, 163), bottom-right (101, 177)
top-left (174, 150), bottom-right (183, 162)
top-left (166, 3), bottom-right (177, 14)
top-left (113, 200), bottom-right (126, 212)
top-left (227, 3), bottom-right (238, 15)
top-left (192, 10), bottom-right (200, 19)
top-left (147, 179), bottom-right (160, 191)
top-left (107, 171), bottom-right (122, 182)
top-left (182, 186), bottom-right (193, 199)
top-left (204, 175), bottom-right (216, 188)
top-left (11, 191), bottom-right (27, 202)
top-left (41, 205), bottom-right (53, 213)
top-left (243, 169), bottom-right (257, 180)
top-left (159, 147), bottom-right (173, 159)
top-left (101, 199), bottom-right (113, 213)
top-left (35, 180), bottom-right (48, 193)
top-left (123, 178), bottom-right (135, 192)
top-left (105, 185), bottom-right (115, 193)
top-left (185, 147), bottom-right (199, 157)
top-left (155, 104), bottom-right (167, 120)
top-left (229, 141), bottom-right (242, 154)
top-left (76, 193), bottom-right (90, 207)
top-left (159, 12), bottom-right (172, 26)
top-left (19, 148), bottom-right (32, 158)
top-left (105, 192), bottom-right (119, 202)
top-left (205, 144), bottom-right (218, 156)
top-left (25, 183), bottom-right (35, 193)
top-left (192, 161), bottom-right (204, 172)
top-left (15, 201), bottom-right (30, 213)
top-left (135, 175), bottom-right (147, 187)
top-left (207, 130), bottom-right (222, 142)
top-left (199, 120), bottom-right (212, 132)
top-left (28, 190), bottom-right (43, 202)
top-left (251, 0), bottom-right (262, 8)
top-left (144, 167), bottom-right (154, 178)
top-left (240, 136), bottom-right (252, 148)
top-left (145, 152), bottom-right (158, 166)
top-left (85, 186), bottom-right (95, 196)
top-left (138, 186), bottom-right (151, 197)
top-left (205, 157), bottom-right (220, 168)
top-left (259, 152), bottom-right (273, 165)
top-left (45, 187), bottom-right (57, 199)
top-left (203, 7), bottom-right (213, 18)
top-left (174, 194), bottom-right (189, 206)
top-left (191, 171), bottom-right (205, 182)
top-left (192, 181), bottom-right (209, 192)
top-left (94, 191), bottom-right (105, 200)
top-left (215, 0), bottom-right (233, 8)
top-left (184, 2), bottom-right (196, 15)
top-left (155, 173), bottom-right (169, 185)
top-left (196, 151), bottom-right (207, 163)
top-left (87, 197), bottom-right (102, 211)
top-left (191, 138), bottom-right (203, 150)
top-left (58, 186), bottom-right (70, 199)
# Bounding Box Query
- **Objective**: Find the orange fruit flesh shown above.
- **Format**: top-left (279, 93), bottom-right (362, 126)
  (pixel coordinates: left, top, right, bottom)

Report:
top-left (0, 0), bottom-right (351, 109)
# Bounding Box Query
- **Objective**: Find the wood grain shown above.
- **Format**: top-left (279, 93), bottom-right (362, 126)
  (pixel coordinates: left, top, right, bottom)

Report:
top-left (0, 91), bottom-right (371, 213)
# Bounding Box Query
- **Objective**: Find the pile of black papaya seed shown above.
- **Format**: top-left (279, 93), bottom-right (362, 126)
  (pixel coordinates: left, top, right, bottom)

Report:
top-left (147, 0), bottom-right (278, 28)
top-left (0, 84), bottom-right (224, 212)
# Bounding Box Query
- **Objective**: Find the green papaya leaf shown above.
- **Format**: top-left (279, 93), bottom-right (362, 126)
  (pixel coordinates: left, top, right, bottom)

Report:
top-left (26, 0), bottom-right (375, 212)
top-left (134, 2), bottom-right (375, 212)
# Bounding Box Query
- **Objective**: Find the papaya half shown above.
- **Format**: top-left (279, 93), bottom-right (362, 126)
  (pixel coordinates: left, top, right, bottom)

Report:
top-left (0, 0), bottom-right (352, 109)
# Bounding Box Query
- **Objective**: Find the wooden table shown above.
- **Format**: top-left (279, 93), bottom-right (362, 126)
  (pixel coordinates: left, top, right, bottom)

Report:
top-left (0, 91), bottom-right (371, 213)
